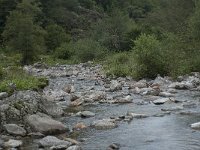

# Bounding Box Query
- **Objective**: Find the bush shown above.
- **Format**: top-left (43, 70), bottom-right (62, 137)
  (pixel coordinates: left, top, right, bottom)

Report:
top-left (54, 39), bottom-right (107, 63)
top-left (132, 34), bottom-right (166, 79)
top-left (104, 52), bottom-right (135, 77)
top-left (74, 39), bottom-right (107, 63)
top-left (54, 42), bottom-right (75, 60)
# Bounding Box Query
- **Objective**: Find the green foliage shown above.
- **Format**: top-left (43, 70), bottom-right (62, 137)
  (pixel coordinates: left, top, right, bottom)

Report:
top-left (54, 39), bottom-right (107, 63)
top-left (91, 10), bottom-right (135, 51)
top-left (0, 67), bottom-right (48, 93)
top-left (0, 66), bottom-right (4, 80)
top-left (54, 42), bottom-right (75, 60)
top-left (73, 39), bottom-right (107, 63)
top-left (104, 52), bottom-right (135, 77)
top-left (2, 0), bottom-right (46, 65)
top-left (132, 34), bottom-right (165, 78)
top-left (45, 24), bottom-right (70, 52)
top-left (189, 0), bottom-right (200, 39)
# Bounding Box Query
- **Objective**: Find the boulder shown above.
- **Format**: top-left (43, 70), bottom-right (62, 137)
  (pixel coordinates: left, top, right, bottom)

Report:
top-left (41, 101), bottom-right (64, 117)
top-left (0, 92), bottom-right (8, 100)
top-left (4, 139), bottom-right (22, 148)
top-left (39, 136), bottom-right (71, 148)
top-left (26, 113), bottom-right (68, 135)
top-left (110, 80), bottom-right (122, 91)
top-left (4, 124), bottom-right (26, 136)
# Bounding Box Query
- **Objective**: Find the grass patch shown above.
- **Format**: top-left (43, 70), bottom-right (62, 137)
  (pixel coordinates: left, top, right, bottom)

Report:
top-left (0, 66), bottom-right (48, 94)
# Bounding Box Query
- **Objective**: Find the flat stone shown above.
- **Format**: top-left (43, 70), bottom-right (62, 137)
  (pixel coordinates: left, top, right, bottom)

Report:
top-left (28, 132), bottom-right (45, 139)
top-left (26, 113), bottom-right (68, 135)
top-left (50, 145), bottom-right (69, 150)
top-left (80, 111), bottom-right (95, 118)
top-left (153, 98), bottom-right (170, 105)
top-left (161, 106), bottom-right (184, 111)
top-left (92, 119), bottom-right (117, 130)
top-left (4, 124), bottom-right (26, 136)
top-left (39, 136), bottom-right (71, 148)
top-left (127, 112), bottom-right (148, 119)
top-left (159, 92), bottom-right (174, 97)
top-left (4, 139), bottom-right (22, 148)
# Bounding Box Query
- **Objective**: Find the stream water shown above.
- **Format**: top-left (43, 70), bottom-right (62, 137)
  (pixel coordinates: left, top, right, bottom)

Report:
top-left (47, 76), bottom-right (200, 150)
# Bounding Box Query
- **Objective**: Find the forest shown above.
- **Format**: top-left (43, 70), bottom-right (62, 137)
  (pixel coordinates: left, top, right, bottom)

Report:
top-left (0, 0), bottom-right (200, 85)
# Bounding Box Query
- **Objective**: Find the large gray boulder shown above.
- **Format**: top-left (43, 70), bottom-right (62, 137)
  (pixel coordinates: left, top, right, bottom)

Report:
top-left (26, 113), bottom-right (68, 135)
top-left (39, 136), bottom-right (71, 148)
top-left (4, 124), bottom-right (26, 136)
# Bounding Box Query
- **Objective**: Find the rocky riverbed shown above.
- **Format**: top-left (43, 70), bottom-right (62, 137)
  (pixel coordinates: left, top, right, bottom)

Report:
top-left (0, 62), bottom-right (200, 150)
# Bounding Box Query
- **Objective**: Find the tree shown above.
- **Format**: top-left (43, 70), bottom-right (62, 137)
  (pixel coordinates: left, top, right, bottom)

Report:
top-left (45, 24), bottom-right (70, 52)
top-left (91, 9), bottom-right (135, 51)
top-left (0, 0), bottom-right (19, 43)
top-left (2, 0), bottom-right (46, 65)
top-left (190, 0), bottom-right (200, 39)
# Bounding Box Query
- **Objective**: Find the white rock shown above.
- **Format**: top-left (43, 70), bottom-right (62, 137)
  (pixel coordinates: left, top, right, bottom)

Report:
top-left (127, 113), bottom-right (148, 119)
top-left (191, 122), bottom-right (200, 130)
top-left (4, 139), bottom-right (22, 148)
top-left (92, 119), bottom-right (117, 130)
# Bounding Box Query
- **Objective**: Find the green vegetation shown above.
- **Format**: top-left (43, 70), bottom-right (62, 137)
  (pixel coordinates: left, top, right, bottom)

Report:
top-left (0, 0), bottom-right (200, 82)
top-left (0, 66), bottom-right (48, 94)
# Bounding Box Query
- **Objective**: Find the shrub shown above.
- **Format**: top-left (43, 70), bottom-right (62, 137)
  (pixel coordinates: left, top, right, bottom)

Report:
top-left (132, 34), bottom-right (166, 79)
top-left (54, 42), bottom-right (75, 60)
top-left (74, 39), bottom-right (107, 63)
top-left (54, 38), bottom-right (107, 63)
top-left (104, 52), bottom-right (135, 77)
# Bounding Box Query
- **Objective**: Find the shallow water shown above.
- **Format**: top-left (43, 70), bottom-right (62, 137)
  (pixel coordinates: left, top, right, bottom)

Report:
top-left (18, 70), bottom-right (200, 150)
top-left (46, 77), bottom-right (200, 150)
